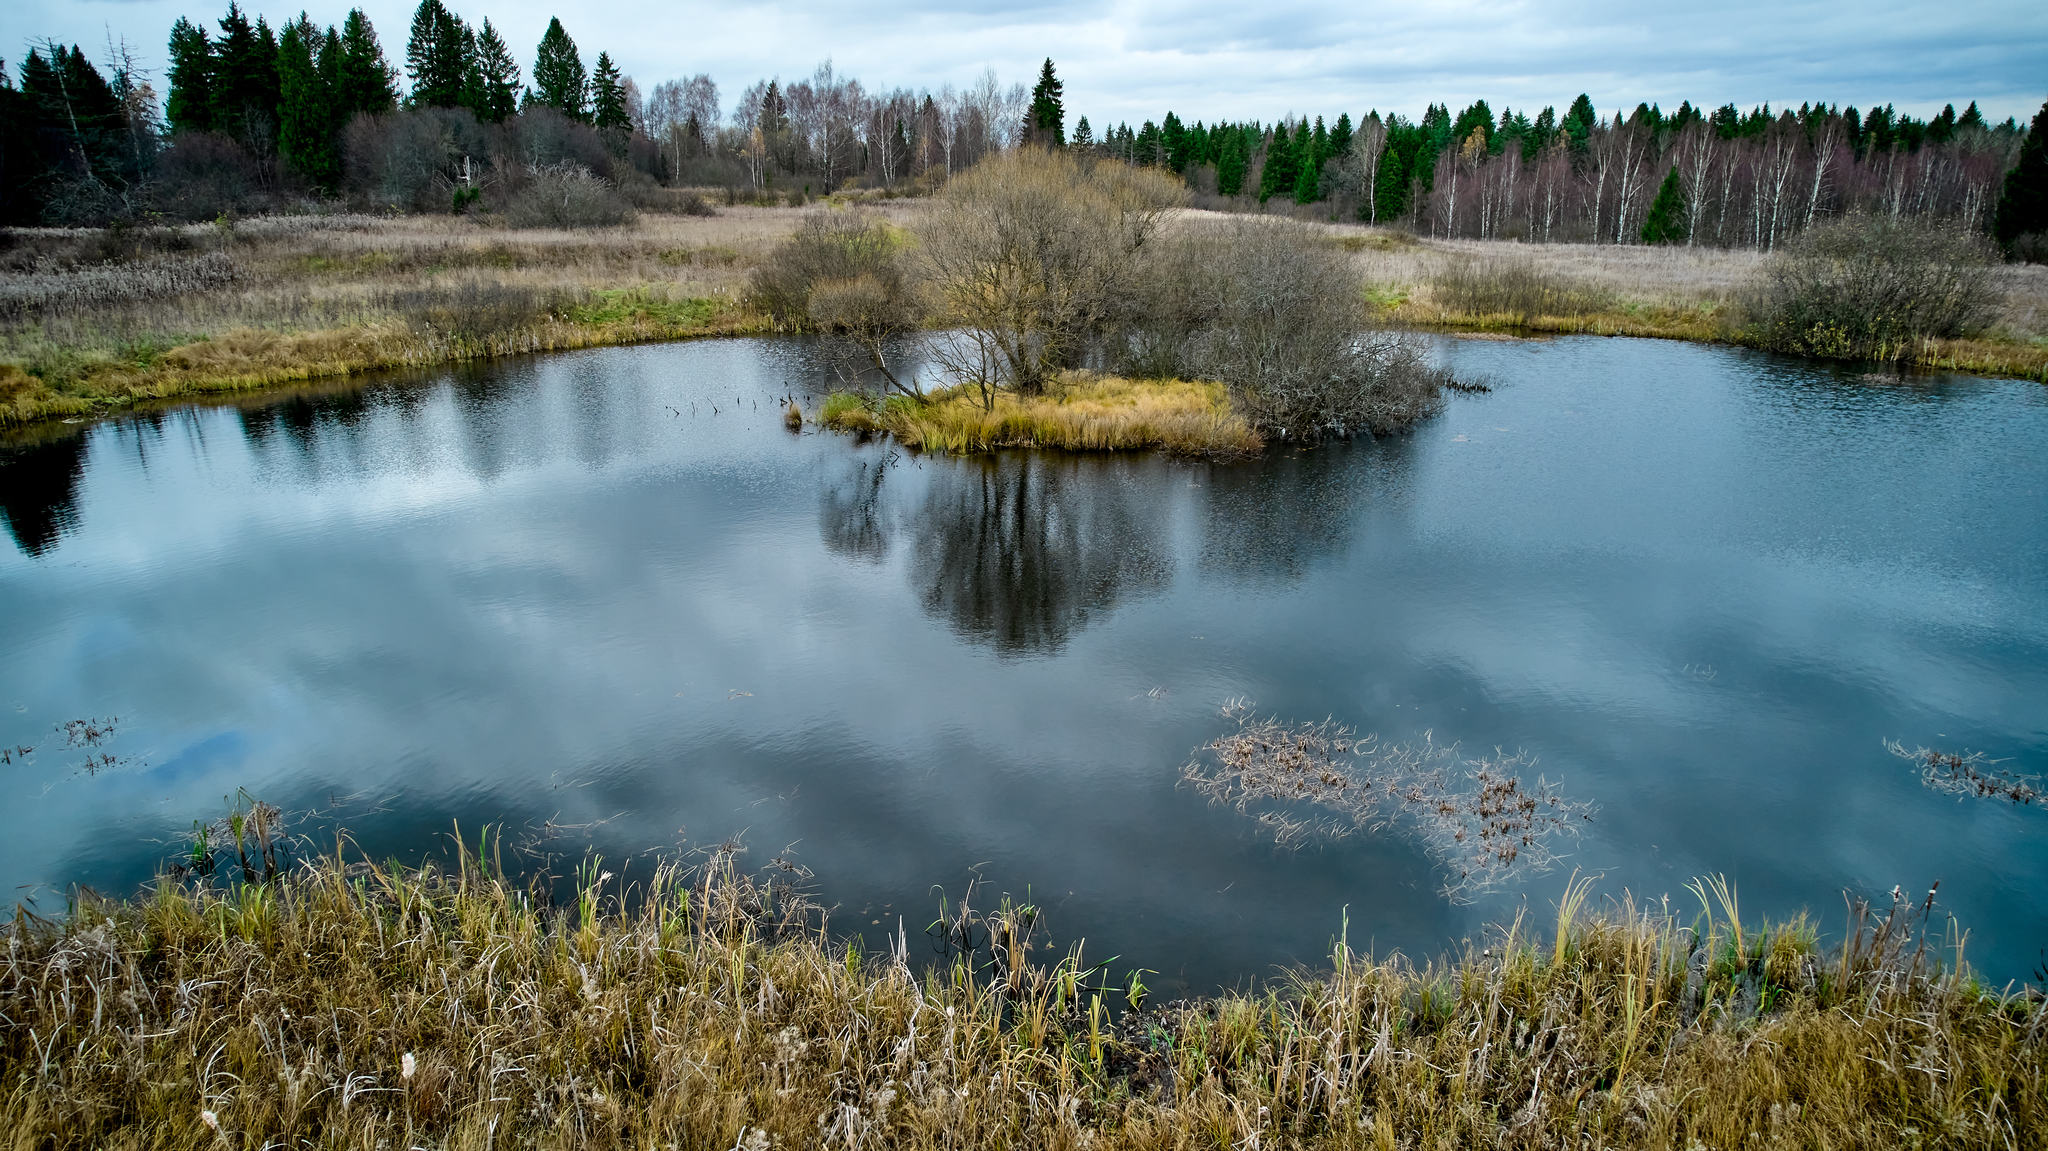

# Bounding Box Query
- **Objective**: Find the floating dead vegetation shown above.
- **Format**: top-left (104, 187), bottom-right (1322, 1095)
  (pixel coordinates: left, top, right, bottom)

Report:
top-left (1886, 739), bottom-right (2041, 806)
top-left (1182, 699), bottom-right (1592, 899)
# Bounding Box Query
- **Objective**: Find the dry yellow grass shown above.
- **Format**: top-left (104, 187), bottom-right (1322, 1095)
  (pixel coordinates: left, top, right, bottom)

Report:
top-left (1, 840), bottom-right (2040, 1150)
top-left (1169, 212), bottom-right (2048, 381)
top-left (0, 206), bottom-right (874, 426)
top-left (824, 375), bottom-right (1264, 457)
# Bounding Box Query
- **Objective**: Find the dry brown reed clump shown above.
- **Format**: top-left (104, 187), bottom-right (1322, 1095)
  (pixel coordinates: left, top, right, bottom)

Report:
top-left (1183, 701), bottom-right (1591, 899)
top-left (1886, 738), bottom-right (2042, 805)
top-left (1426, 254), bottom-right (1619, 328)
top-left (1, 833), bottom-right (2041, 1150)
top-left (830, 374), bottom-right (1263, 458)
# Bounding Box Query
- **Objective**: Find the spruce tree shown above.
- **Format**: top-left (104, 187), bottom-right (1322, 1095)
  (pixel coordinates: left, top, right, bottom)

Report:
top-left (529, 17), bottom-right (586, 121)
top-left (589, 52), bottom-right (628, 132)
top-left (1295, 119), bottom-right (1324, 204)
top-left (276, 16), bottom-right (337, 188)
top-left (1639, 166), bottom-right (1686, 244)
top-left (1329, 112), bottom-right (1353, 157)
top-left (1071, 115), bottom-right (1093, 149)
top-left (405, 0), bottom-right (466, 108)
top-left (210, 4), bottom-right (281, 148)
top-left (165, 17), bottom-right (216, 133)
top-left (336, 10), bottom-right (398, 118)
top-left (1994, 99), bottom-right (2048, 259)
top-left (1023, 58), bottom-right (1063, 147)
top-left (1216, 125), bottom-right (1247, 196)
top-left (458, 19), bottom-right (518, 123)
top-left (1564, 94), bottom-right (1595, 158)
top-left (1259, 122), bottom-right (1294, 202)
top-left (1161, 111), bottom-right (1185, 171)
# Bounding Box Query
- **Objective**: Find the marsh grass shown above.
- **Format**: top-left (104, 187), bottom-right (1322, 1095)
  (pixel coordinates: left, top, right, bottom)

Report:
top-left (2, 830), bottom-right (2040, 1150)
top-left (822, 374), bottom-right (1263, 457)
top-left (1322, 221), bottom-right (2048, 380)
top-left (0, 208), bottom-right (836, 427)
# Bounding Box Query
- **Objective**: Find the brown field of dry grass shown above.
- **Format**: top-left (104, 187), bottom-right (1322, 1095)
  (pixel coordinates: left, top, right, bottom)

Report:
top-left (5, 203), bottom-right (2044, 435)
top-left (1302, 218), bottom-right (2048, 380)
top-left (0, 206), bottom-right (862, 427)
top-left (2, 839), bottom-right (2040, 1150)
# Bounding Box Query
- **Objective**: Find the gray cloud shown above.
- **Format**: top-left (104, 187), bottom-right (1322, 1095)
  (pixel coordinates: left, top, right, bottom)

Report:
top-left (6, 0), bottom-right (2042, 129)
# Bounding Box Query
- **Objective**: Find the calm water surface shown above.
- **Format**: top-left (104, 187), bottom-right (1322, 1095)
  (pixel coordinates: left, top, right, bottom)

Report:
top-left (3, 335), bottom-right (2044, 991)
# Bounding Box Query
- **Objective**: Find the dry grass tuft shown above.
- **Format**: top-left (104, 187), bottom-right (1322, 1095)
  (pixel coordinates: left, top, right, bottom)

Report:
top-left (1886, 739), bottom-right (2043, 805)
top-left (1183, 701), bottom-right (1592, 898)
top-left (0, 831), bottom-right (2040, 1150)
top-left (827, 374), bottom-right (1264, 457)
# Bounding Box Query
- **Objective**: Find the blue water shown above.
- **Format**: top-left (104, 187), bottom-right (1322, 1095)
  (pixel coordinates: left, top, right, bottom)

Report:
top-left (2, 334), bottom-right (2043, 991)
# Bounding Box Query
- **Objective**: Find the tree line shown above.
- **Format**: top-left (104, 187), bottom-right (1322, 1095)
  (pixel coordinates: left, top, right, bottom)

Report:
top-left (1, 25), bottom-right (2043, 256)
top-left (1075, 88), bottom-right (2043, 252)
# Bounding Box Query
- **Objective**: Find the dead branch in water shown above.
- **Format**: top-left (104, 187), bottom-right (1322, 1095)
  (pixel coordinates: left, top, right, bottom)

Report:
top-left (1886, 738), bottom-right (2040, 805)
top-left (1183, 699), bottom-right (1593, 899)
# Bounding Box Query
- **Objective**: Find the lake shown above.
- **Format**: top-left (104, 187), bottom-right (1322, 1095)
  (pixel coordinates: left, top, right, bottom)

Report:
top-left (2, 333), bottom-right (2044, 993)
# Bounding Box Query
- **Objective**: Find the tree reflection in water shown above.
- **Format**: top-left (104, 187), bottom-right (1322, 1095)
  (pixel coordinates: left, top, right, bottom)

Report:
top-left (0, 433), bottom-right (88, 556)
top-left (1198, 437), bottom-right (1418, 584)
top-left (911, 453), bottom-right (1171, 654)
top-left (818, 454), bottom-right (893, 563)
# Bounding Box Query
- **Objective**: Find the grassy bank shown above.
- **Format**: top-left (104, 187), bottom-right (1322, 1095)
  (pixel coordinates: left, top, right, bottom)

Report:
top-left (819, 375), bottom-right (1264, 457)
top-left (1310, 221), bottom-right (2048, 381)
top-left (2, 844), bottom-right (2040, 1149)
top-left (7, 206), bottom-right (2045, 438)
top-left (0, 208), bottom-right (837, 428)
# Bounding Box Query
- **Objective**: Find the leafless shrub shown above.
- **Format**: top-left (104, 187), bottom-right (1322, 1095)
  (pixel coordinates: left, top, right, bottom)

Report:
top-left (504, 163), bottom-right (635, 229)
top-left (1429, 253), bottom-right (1617, 323)
top-left (1748, 214), bottom-right (1995, 363)
top-left (0, 252), bottom-right (240, 321)
top-left (752, 211), bottom-right (919, 394)
top-left (385, 279), bottom-right (577, 354)
top-left (917, 149), bottom-right (1186, 401)
top-left (1183, 700), bottom-right (1591, 899)
top-left (679, 191), bottom-right (716, 217)
top-left (1885, 739), bottom-right (2040, 805)
top-left (1133, 218), bottom-right (1458, 439)
top-left (148, 131), bottom-right (274, 220)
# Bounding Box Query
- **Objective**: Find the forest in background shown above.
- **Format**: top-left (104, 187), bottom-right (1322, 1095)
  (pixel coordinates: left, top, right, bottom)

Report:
top-left (0, 0), bottom-right (2044, 259)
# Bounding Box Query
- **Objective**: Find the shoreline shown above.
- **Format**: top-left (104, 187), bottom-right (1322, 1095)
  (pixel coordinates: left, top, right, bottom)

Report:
top-left (2, 843), bottom-right (2040, 1147)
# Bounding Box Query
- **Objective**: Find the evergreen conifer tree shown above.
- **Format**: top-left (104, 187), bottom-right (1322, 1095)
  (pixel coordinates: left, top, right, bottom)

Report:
top-left (336, 10), bottom-right (398, 118)
top-left (210, 4), bottom-right (281, 148)
top-left (529, 17), bottom-right (586, 120)
top-left (1994, 99), bottom-right (2048, 259)
top-left (589, 52), bottom-right (628, 132)
top-left (1563, 94), bottom-right (1595, 158)
top-left (1295, 119), bottom-right (1324, 203)
top-left (1023, 58), bottom-right (1064, 147)
top-left (165, 17), bottom-right (216, 133)
top-left (1071, 115), bottom-right (1093, 149)
top-left (405, 0), bottom-right (467, 108)
top-left (1639, 167), bottom-right (1686, 244)
top-left (1329, 112), bottom-right (1352, 157)
top-left (1216, 125), bottom-right (1247, 196)
top-left (1259, 121), bottom-right (1294, 202)
top-left (1161, 111), bottom-right (1185, 171)
top-left (276, 16), bottom-right (338, 188)
top-left (467, 19), bottom-right (519, 122)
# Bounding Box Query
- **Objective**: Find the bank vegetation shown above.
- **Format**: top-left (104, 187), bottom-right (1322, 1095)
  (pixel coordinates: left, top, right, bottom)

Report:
top-left (1, 835), bottom-right (2041, 1149)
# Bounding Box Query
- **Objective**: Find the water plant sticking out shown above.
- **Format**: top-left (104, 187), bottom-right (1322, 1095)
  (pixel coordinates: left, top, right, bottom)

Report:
top-left (1886, 739), bottom-right (2041, 805)
top-left (1182, 699), bottom-right (1593, 900)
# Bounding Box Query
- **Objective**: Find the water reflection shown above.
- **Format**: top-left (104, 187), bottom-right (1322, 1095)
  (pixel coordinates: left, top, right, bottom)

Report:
top-left (1197, 438), bottom-right (1418, 584)
top-left (911, 453), bottom-right (1171, 654)
top-left (4, 333), bottom-right (2046, 989)
top-left (0, 432), bottom-right (88, 556)
top-left (818, 454), bottom-right (893, 563)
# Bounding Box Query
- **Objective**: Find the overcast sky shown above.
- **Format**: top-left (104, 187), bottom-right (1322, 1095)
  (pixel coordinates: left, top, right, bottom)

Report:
top-left (7, 0), bottom-right (2045, 129)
